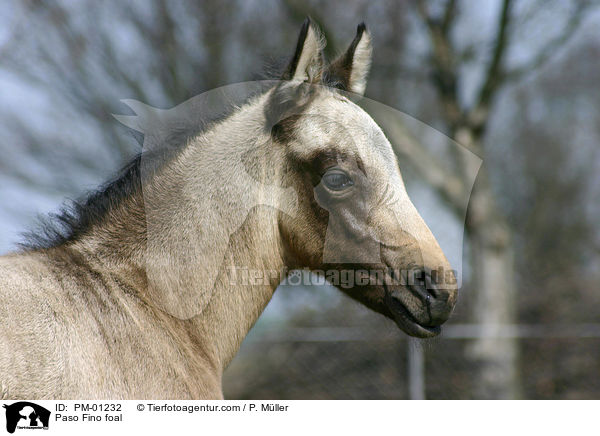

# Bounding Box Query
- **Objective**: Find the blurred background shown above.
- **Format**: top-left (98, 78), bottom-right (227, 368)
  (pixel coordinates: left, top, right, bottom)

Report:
top-left (1, 0), bottom-right (599, 399)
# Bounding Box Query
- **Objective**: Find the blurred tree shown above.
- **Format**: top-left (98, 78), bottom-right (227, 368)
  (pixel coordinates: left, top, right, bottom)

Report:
top-left (0, 0), bottom-right (296, 194)
top-left (398, 0), bottom-right (595, 399)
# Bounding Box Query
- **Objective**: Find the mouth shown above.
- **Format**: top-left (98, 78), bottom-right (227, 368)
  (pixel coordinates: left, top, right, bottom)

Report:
top-left (383, 282), bottom-right (441, 338)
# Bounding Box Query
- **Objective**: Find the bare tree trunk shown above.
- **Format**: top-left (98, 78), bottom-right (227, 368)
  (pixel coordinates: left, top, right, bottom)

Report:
top-left (387, 112), bottom-right (523, 398)
top-left (446, 148), bottom-right (522, 394)
top-left (466, 163), bottom-right (521, 399)
top-left (412, 0), bottom-right (543, 397)
top-left (454, 119), bottom-right (521, 398)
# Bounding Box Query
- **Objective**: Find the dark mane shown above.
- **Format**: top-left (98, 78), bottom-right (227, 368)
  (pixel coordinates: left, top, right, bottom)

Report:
top-left (20, 155), bottom-right (144, 250)
top-left (20, 87), bottom-right (251, 251)
top-left (19, 50), bottom-right (350, 252)
top-left (20, 119), bottom-right (206, 251)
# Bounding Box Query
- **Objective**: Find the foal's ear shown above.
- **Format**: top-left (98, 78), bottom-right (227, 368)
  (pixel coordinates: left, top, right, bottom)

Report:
top-left (324, 23), bottom-right (372, 95)
top-left (282, 18), bottom-right (324, 83)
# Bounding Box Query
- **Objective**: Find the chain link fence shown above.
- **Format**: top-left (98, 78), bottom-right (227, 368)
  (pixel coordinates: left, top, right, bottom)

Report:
top-left (223, 286), bottom-right (600, 399)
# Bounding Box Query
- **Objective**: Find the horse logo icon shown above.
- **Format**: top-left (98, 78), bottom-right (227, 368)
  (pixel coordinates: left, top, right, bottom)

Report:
top-left (2, 402), bottom-right (50, 433)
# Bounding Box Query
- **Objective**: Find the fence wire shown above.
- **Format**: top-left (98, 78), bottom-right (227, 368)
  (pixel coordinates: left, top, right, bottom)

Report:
top-left (223, 323), bottom-right (600, 399)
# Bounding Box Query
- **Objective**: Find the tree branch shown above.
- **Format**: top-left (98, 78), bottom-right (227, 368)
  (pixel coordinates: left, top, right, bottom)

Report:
top-left (503, 2), bottom-right (588, 82)
top-left (476, 0), bottom-right (513, 111)
top-left (415, 0), bottom-right (463, 131)
top-left (441, 0), bottom-right (458, 36)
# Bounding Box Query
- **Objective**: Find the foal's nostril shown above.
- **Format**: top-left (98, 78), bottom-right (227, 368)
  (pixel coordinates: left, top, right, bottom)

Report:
top-left (408, 268), bottom-right (453, 326)
top-left (407, 269), bottom-right (434, 300)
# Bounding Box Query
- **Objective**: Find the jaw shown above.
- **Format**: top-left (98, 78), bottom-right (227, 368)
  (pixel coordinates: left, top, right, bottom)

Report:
top-left (336, 280), bottom-right (443, 339)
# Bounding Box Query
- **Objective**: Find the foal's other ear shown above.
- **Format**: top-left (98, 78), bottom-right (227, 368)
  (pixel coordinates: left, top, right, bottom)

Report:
top-left (324, 23), bottom-right (372, 95)
top-left (282, 18), bottom-right (324, 83)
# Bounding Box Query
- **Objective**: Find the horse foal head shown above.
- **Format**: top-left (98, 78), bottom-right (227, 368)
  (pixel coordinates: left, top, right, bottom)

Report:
top-left (269, 19), bottom-right (457, 338)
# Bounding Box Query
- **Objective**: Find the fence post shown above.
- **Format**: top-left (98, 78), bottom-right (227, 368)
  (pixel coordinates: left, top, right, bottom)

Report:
top-left (408, 337), bottom-right (425, 400)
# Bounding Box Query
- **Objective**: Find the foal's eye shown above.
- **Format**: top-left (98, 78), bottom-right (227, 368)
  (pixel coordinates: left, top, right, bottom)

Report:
top-left (322, 170), bottom-right (354, 191)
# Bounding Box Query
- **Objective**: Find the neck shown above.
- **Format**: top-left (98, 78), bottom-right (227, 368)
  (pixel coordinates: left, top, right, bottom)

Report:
top-left (195, 206), bottom-right (285, 367)
top-left (63, 91), bottom-right (288, 371)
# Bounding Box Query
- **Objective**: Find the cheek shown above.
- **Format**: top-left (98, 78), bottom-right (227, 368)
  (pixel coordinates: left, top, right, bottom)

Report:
top-left (277, 186), bottom-right (329, 267)
top-left (315, 188), bottom-right (367, 227)
top-left (317, 194), bottom-right (382, 263)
